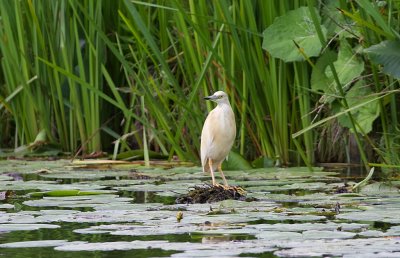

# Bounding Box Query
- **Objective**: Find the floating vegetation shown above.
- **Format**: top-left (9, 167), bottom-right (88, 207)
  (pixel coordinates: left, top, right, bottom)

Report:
top-left (0, 160), bottom-right (400, 257)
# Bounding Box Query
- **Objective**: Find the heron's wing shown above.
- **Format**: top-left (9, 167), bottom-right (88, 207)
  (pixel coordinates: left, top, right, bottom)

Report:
top-left (200, 110), bottom-right (216, 170)
top-left (224, 108), bottom-right (236, 161)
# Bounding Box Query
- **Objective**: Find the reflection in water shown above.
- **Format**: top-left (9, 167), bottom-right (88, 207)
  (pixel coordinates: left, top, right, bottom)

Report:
top-left (118, 190), bottom-right (176, 205)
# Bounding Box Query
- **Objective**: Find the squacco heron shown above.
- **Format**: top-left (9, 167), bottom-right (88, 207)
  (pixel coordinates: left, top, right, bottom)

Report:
top-left (201, 91), bottom-right (236, 186)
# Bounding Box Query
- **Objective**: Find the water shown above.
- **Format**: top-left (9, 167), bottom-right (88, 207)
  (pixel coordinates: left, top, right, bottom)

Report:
top-left (0, 160), bottom-right (399, 257)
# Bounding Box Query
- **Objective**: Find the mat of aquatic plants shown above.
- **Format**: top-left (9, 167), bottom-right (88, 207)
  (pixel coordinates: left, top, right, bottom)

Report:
top-left (1, 160), bottom-right (400, 257)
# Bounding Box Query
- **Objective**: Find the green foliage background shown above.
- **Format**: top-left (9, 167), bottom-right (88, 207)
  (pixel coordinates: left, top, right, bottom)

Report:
top-left (0, 0), bottom-right (399, 169)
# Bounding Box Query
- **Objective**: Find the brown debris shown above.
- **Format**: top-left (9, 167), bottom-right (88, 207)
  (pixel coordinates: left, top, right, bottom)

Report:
top-left (175, 184), bottom-right (247, 204)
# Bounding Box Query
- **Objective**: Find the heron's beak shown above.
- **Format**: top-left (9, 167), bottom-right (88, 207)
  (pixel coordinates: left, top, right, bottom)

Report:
top-left (204, 95), bottom-right (217, 100)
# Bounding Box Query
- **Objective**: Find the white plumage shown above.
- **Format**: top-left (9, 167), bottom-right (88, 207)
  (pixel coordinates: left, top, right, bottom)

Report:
top-left (201, 91), bottom-right (236, 186)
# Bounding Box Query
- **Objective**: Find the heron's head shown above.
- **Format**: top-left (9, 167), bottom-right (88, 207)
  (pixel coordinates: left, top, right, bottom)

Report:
top-left (204, 91), bottom-right (229, 104)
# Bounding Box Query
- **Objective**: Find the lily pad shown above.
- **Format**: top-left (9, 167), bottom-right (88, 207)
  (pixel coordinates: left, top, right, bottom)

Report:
top-left (23, 194), bottom-right (132, 208)
top-left (256, 231), bottom-right (303, 240)
top-left (301, 230), bottom-right (355, 239)
top-left (274, 237), bottom-right (400, 257)
top-left (0, 223), bottom-right (60, 232)
top-left (0, 204), bottom-right (14, 209)
top-left (75, 223), bottom-right (201, 236)
top-left (336, 206), bottom-right (400, 224)
top-left (0, 175), bottom-right (14, 181)
top-left (359, 182), bottom-right (399, 195)
top-left (29, 189), bottom-right (115, 197)
top-left (39, 170), bottom-right (133, 179)
top-left (247, 222), bottom-right (368, 232)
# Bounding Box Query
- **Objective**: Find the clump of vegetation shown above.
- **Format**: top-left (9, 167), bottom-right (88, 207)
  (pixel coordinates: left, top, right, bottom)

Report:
top-left (175, 184), bottom-right (246, 204)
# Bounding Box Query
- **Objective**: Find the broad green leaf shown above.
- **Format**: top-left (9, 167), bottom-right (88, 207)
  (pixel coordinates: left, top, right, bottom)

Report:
top-left (336, 80), bottom-right (380, 134)
top-left (312, 39), bottom-right (364, 103)
top-left (251, 156), bottom-right (275, 168)
top-left (321, 0), bottom-right (360, 39)
top-left (311, 50), bottom-right (337, 92)
top-left (32, 129), bottom-right (47, 144)
top-left (364, 40), bottom-right (400, 79)
top-left (324, 40), bottom-right (364, 95)
top-left (262, 7), bottom-right (327, 62)
top-left (222, 151), bottom-right (253, 171)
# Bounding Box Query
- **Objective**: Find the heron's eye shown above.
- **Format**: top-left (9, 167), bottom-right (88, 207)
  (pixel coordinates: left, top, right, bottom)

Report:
top-left (218, 95), bottom-right (223, 99)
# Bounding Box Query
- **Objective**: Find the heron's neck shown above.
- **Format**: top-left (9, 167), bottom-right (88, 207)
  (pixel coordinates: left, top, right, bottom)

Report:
top-left (217, 100), bottom-right (231, 107)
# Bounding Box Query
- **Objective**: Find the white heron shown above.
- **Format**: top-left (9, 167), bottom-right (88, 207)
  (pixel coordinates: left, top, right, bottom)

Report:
top-left (201, 91), bottom-right (236, 186)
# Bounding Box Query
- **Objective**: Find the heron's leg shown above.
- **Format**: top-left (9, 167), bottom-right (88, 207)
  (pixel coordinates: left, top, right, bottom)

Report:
top-left (217, 164), bottom-right (229, 186)
top-left (208, 159), bottom-right (217, 186)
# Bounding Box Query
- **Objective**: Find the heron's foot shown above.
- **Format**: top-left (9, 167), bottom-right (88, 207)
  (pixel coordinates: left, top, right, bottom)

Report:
top-left (233, 186), bottom-right (247, 196)
top-left (212, 182), bottom-right (223, 188)
top-left (212, 182), bottom-right (231, 190)
top-left (212, 183), bottom-right (246, 195)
